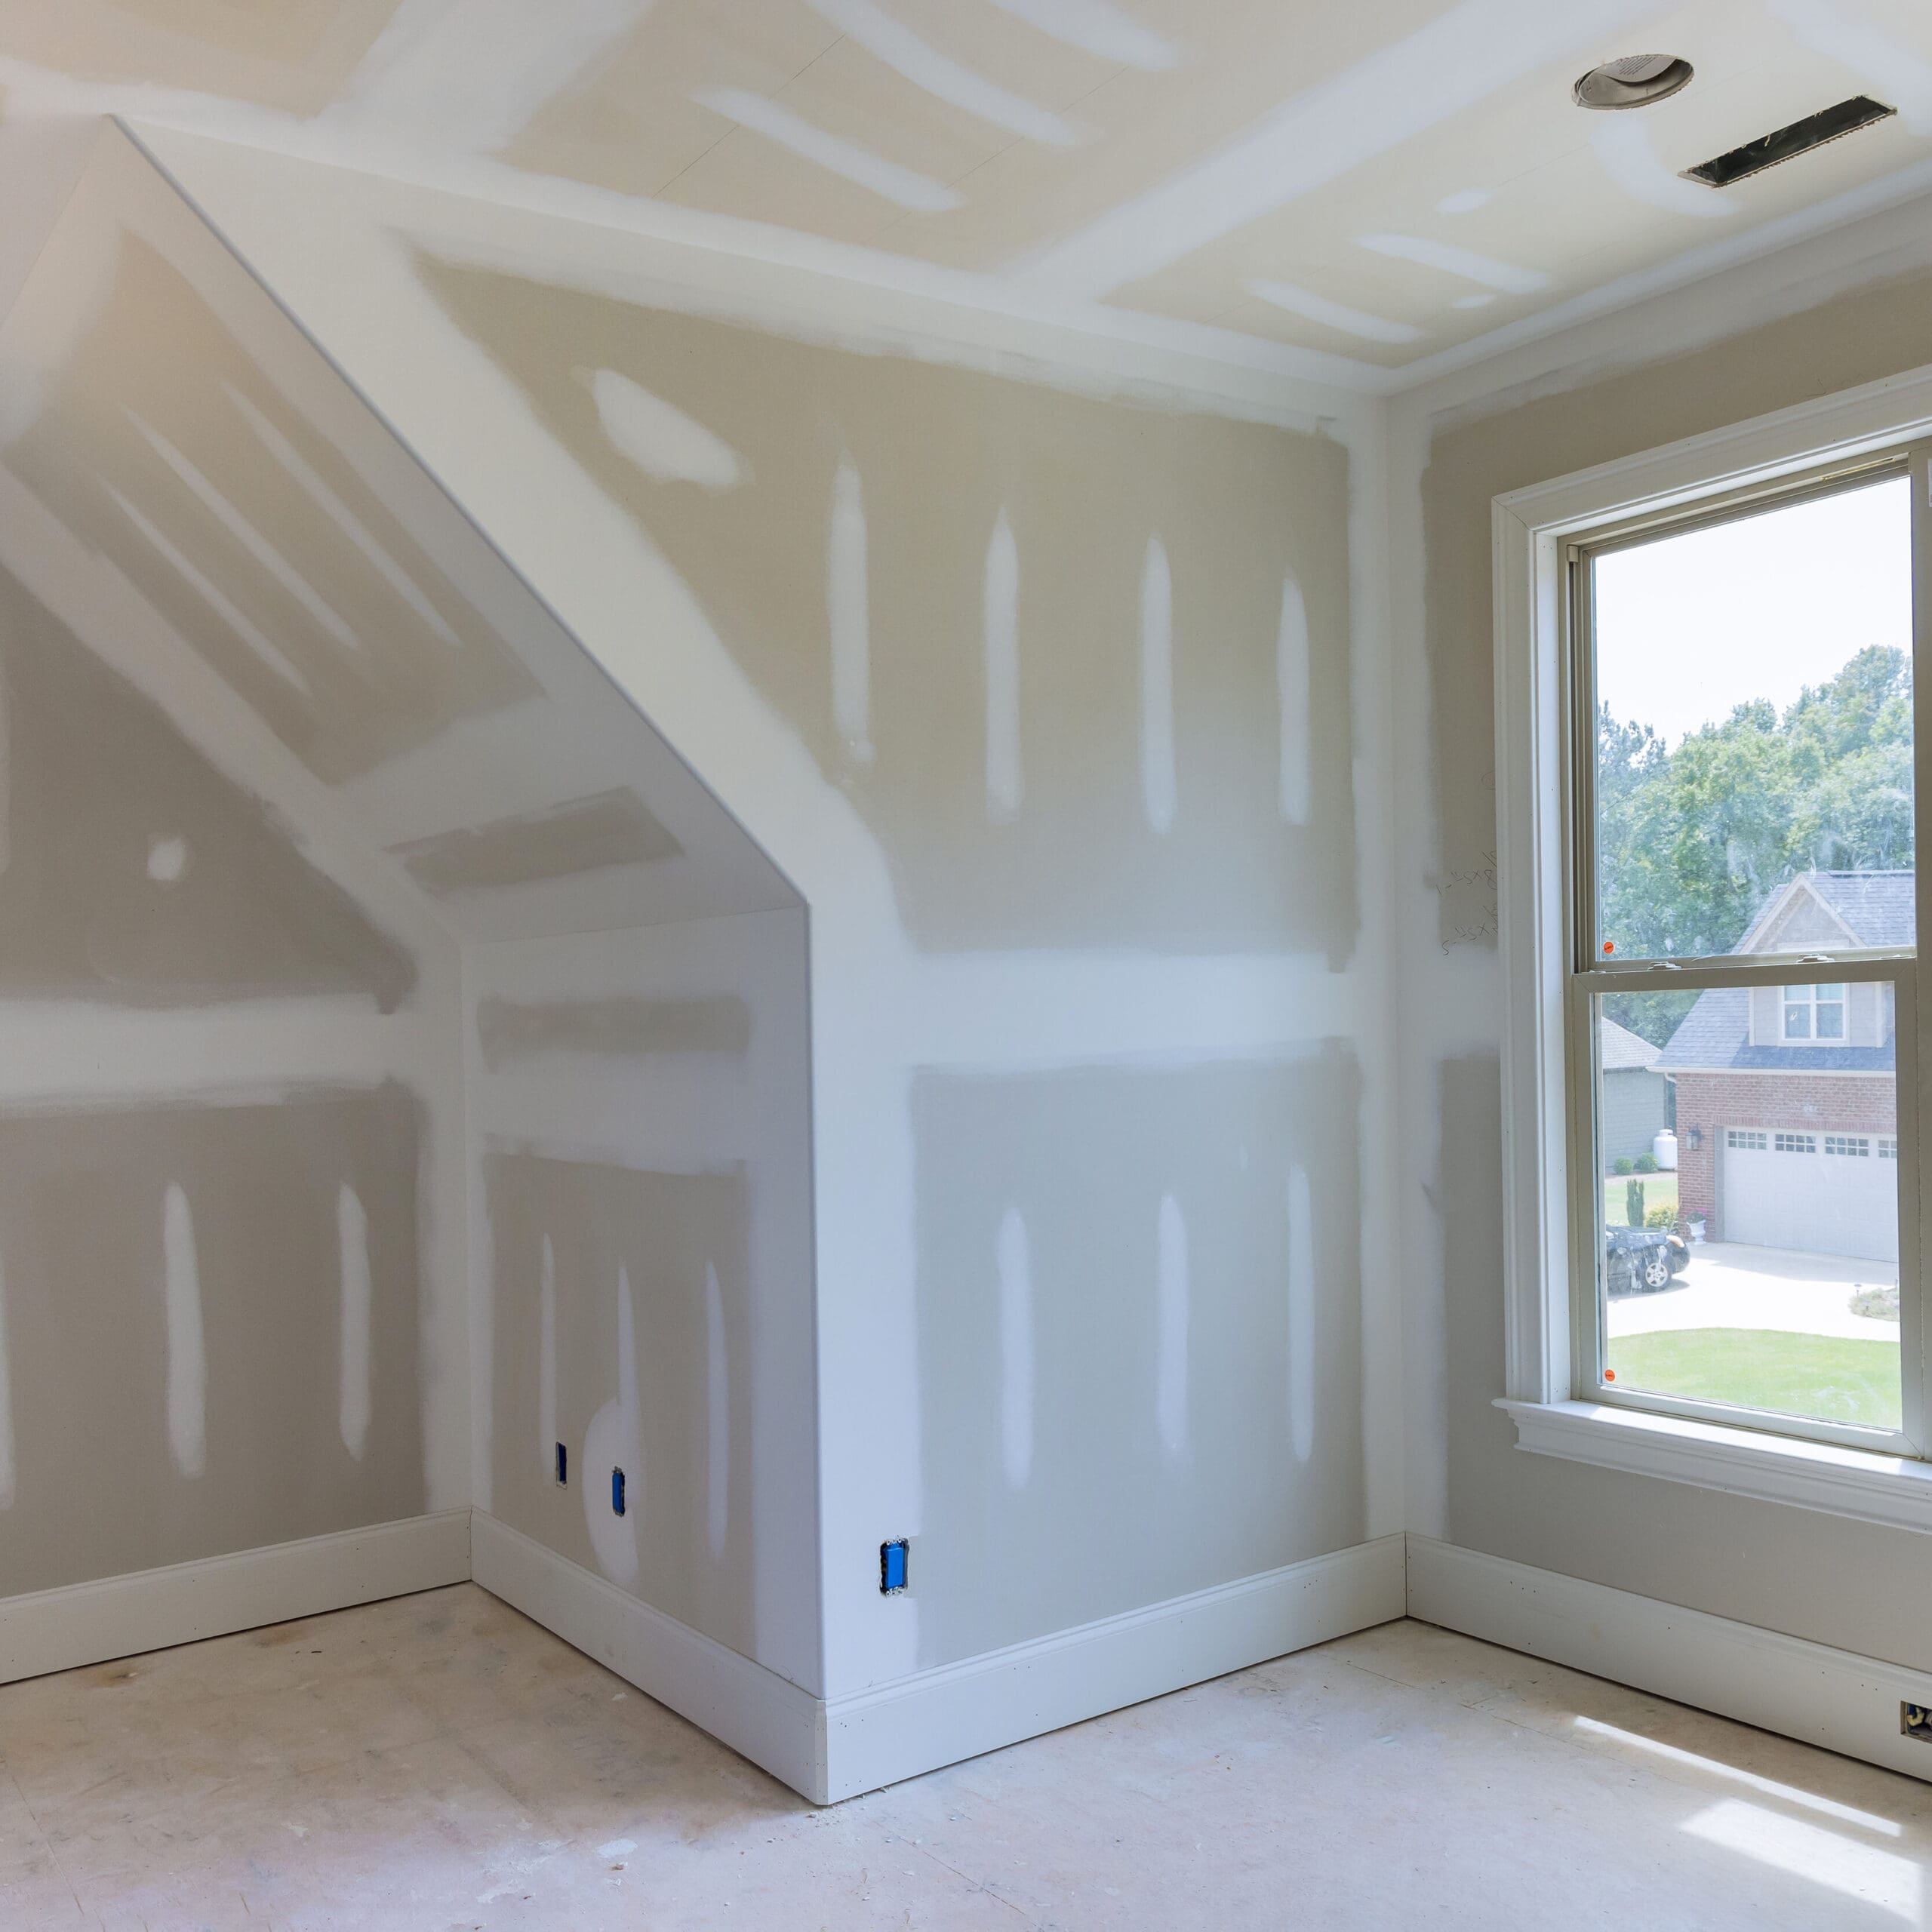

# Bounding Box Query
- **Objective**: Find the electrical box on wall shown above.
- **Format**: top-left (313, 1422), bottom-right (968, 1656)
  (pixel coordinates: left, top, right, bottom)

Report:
top-left (880, 1539), bottom-right (909, 1594)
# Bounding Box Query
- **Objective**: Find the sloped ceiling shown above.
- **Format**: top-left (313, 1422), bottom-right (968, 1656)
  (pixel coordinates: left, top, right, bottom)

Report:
top-left (4, 1), bottom-right (1932, 387)
top-left (0, 130), bottom-right (798, 941)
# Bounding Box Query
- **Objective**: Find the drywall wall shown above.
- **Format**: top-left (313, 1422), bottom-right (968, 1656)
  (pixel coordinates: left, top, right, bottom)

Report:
top-left (471, 910), bottom-right (814, 1682)
top-left (137, 128), bottom-right (1398, 1705)
top-left (0, 120), bottom-right (813, 1645)
top-left (0, 136), bottom-right (473, 1601)
top-left (1395, 203), bottom-right (1932, 1666)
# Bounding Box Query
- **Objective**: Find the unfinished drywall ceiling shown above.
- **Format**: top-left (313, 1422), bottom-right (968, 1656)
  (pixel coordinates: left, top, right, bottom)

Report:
top-left (6, 2), bottom-right (1932, 385)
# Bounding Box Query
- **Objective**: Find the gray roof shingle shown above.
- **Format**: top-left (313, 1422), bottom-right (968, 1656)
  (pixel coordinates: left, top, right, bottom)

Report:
top-left (1600, 1017), bottom-right (1662, 1072)
top-left (1801, 870), bottom-right (1915, 949)
top-left (1658, 872), bottom-right (1904, 1074)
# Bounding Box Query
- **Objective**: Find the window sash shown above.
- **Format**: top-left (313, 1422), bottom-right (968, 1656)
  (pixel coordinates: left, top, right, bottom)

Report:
top-left (1565, 451), bottom-right (1912, 976)
top-left (1568, 959), bottom-right (1918, 1455)
top-left (1558, 445), bottom-right (1927, 1457)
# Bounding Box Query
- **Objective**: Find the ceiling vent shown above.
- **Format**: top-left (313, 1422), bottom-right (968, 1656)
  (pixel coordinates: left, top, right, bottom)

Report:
top-left (1573, 55), bottom-right (1694, 110)
top-left (1681, 95), bottom-right (1897, 187)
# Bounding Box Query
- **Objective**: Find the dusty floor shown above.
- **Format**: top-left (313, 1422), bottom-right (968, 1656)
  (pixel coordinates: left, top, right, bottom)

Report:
top-left (2, 1585), bottom-right (1929, 1929)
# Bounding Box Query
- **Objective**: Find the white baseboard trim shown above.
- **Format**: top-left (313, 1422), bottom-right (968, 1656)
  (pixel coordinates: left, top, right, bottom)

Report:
top-left (821, 1533), bottom-right (1408, 1802)
top-left (470, 1517), bottom-right (1407, 1804)
top-left (1407, 1534), bottom-right (1932, 1785)
top-left (0, 1509), bottom-right (472, 1686)
top-left (470, 1511), bottom-right (828, 1800)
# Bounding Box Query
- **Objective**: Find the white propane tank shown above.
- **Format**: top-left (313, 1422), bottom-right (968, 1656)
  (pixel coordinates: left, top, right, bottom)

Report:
top-left (1653, 1130), bottom-right (1678, 1172)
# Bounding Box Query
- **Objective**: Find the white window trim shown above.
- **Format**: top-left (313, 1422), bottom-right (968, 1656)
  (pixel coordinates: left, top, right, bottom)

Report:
top-left (1493, 358), bottom-right (1932, 1515)
top-left (1783, 981), bottom-right (1845, 1041)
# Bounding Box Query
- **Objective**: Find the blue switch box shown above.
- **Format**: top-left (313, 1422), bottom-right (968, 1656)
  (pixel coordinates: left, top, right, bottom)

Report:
top-left (611, 1468), bottom-right (626, 1516)
top-left (880, 1539), bottom-right (909, 1594)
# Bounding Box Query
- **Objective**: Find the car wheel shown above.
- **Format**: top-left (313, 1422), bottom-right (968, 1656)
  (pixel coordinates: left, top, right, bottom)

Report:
top-left (1641, 1253), bottom-right (1672, 1290)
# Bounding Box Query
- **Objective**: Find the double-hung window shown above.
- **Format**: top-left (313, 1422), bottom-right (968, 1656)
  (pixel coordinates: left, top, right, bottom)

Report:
top-left (1496, 380), bottom-right (1932, 1510)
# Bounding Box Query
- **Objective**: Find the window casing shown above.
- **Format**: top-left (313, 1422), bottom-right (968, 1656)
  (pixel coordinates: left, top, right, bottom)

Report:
top-left (1558, 450), bottom-right (1925, 1457)
top-left (1493, 366), bottom-right (1932, 1518)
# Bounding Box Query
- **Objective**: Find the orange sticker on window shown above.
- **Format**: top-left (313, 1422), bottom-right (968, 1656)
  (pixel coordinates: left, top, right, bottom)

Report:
top-left (1603, 941), bottom-right (1615, 955)
top-left (1604, 1370), bottom-right (1617, 1383)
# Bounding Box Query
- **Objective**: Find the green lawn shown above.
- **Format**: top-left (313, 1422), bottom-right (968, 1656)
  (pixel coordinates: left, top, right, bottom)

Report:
top-left (1602, 1172), bottom-right (1678, 1227)
top-left (1607, 1329), bottom-right (1900, 1429)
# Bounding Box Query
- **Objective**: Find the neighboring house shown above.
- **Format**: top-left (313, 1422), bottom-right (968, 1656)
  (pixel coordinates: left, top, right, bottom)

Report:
top-left (1600, 1016), bottom-right (1672, 1168)
top-left (1660, 870), bottom-right (1904, 1261)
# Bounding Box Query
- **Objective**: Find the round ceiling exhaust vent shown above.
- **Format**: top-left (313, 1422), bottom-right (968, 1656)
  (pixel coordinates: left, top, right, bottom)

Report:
top-left (1573, 54), bottom-right (1694, 110)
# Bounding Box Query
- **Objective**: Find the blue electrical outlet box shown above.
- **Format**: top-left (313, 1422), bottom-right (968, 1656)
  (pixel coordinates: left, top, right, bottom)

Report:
top-left (880, 1539), bottom-right (909, 1594)
top-left (611, 1468), bottom-right (626, 1516)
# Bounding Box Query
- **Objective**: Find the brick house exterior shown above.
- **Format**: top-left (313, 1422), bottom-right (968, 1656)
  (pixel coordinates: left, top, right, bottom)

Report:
top-left (1659, 871), bottom-right (1904, 1260)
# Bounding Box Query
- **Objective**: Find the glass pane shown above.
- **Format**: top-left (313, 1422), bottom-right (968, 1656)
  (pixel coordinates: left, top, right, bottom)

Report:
top-left (1595, 983), bottom-right (1900, 1432)
top-left (1593, 475), bottom-right (1913, 962)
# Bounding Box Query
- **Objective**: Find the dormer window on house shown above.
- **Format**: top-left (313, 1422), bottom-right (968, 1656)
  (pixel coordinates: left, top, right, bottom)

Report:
top-left (1783, 982), bottom-right (1845, 1040)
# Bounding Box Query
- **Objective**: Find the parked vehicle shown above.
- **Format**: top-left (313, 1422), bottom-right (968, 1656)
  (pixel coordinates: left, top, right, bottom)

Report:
top-left (1605, 1225), bottom-right (1690, 1294)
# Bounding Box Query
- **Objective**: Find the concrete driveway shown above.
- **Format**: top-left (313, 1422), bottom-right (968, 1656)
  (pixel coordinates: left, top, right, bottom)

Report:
top-left (1607, 1241), bottom-right (1899, 1344)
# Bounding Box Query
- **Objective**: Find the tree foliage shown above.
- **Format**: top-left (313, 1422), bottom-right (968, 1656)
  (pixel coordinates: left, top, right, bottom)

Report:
top-left (1598, 645), bottom-right (1912, 1046)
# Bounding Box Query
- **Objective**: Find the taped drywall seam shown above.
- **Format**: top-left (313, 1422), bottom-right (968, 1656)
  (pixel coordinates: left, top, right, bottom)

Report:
top-left (538, 1232), bottom-right (557, 1481)
top-left (129, 411), bottom-right (366, 651)
top-left (1140, 534), bottom-right (1176, 833)
top-left (998, 1206), bottom-right (1033, 1490)
top-left (1008, 0), bottom-right (1658, 297)
top-left (689, 89), bottom-right (965, 213)
top-left (1156, 1193), bottom-right (1189, 1462)
top-left (328, 0), bottom-right (654, 155)
top-left (162, 1181), bottom-right (207, 1479)
top-left (829, 457), bottom-right (875, 764)
top-left (106, 485), bottom-right (313, 696)
top-left (1278, 574), bottom-right (1312, 824)
top-left (587, 368), bottom-right (748, 491)
top-left (980, 0), bottom-right (1177, 69)
top-left (984, 508), bottom-right (1023, 823)
top-left (706, 1260), bottom-right (729, 1561)
top-left (1288, 1162), bottom-right (1315, 1465)
top-left (1590, 117), bottom-right (1732, 221)
top-left (338, 1182), bottom-right (373, 1460)
top-left (583, 1263), bottom-right (641, 1586)
top-left (223, 383), bottom-right (464, 646)
top-left (802, 0), bottom-right (1084, 146)
top-left (0, 1244), bottom-right (14, 1510)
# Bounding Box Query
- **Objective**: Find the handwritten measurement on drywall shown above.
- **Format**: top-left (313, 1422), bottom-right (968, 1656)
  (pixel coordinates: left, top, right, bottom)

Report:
top-left (1432, 850), bottom-right (1497, 954)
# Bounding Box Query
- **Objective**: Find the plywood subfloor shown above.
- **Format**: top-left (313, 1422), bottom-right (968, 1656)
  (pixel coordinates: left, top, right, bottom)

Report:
top-left (2, 1583), bottom-right (1927, 1927)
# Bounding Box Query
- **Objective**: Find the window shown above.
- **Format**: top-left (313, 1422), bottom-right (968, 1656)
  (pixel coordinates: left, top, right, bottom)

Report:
top-left (1783, 983), bottom-right (1846, 1041)
top-left (1495, 395), bottom-right (1929, 1498)
top-left (1575, 467), bottom-right (1912, 1451)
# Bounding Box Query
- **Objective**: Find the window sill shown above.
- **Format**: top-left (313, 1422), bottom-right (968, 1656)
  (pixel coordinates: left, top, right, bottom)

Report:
top-left (1497, 1398), bottom-right (1932, 1535)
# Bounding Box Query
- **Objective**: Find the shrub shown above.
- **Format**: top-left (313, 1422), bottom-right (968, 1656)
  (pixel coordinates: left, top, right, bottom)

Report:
top-left (1634, 1153), bottom-right (1658, 1173)
top-left (1613, 1157), bottom-right (1635, 1176)
top-left (1626, 1179), bottom-right (1645, 1226)
top-left (1644, 1204), bottom-right (1676, 1229)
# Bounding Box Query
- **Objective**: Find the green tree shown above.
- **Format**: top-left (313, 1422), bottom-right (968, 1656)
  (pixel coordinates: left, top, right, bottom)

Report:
top-left (1595, 645), bottom-right (1912, 1049)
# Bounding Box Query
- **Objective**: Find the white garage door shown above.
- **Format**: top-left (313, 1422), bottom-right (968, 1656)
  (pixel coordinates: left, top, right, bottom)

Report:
top-left (1722, 1128), bottom-right (1898, 1262)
